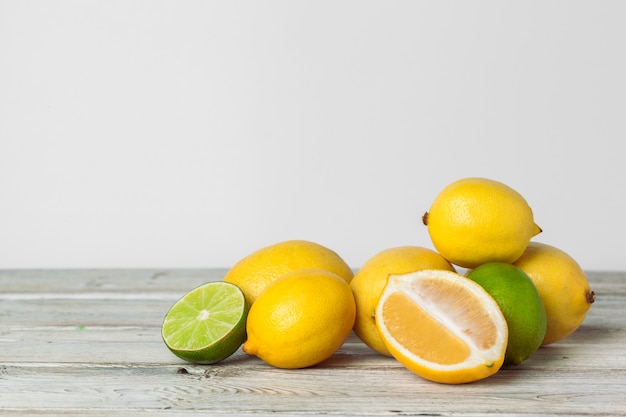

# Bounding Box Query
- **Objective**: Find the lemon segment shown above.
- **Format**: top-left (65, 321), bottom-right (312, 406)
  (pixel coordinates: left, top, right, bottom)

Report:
top-left (375, 270), bottom-right (508, 384)
top-left (350, 246), bottom-right (455, 356)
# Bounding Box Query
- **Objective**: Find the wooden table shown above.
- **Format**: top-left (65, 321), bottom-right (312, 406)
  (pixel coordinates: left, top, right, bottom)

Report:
top-left (1, 269), bottom-right (624, 416)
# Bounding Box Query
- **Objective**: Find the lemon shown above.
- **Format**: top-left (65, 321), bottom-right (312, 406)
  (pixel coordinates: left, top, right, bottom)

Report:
top-left (423, 177), bottom-right (542, 268)
top-left (375, 270), bottom-right (508, 384)
top-left (350, 246), bottom-right (455, 356)
top-left (513, 242), bottom-right (595, 345)
top-left (162, 281), bottom-right (248, 364)
top-left (242, 268), bottom-right (356, 369)
top-left (223, 240), bottom-right (353, 306)
top-left (467, 262), bottom-right (547, 365)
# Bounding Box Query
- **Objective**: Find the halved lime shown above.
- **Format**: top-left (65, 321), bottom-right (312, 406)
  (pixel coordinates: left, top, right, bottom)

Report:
top-left (162, 281), bottom-right (248, 364)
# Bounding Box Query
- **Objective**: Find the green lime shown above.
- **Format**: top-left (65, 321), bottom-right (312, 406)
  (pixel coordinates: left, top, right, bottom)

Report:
top-left (162, 281), bottom-right (248, 364)
top-left (467, 262), bottom-right (547, 365)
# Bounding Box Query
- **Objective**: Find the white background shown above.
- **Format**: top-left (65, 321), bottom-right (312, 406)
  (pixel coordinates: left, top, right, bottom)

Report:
top-left (1, 1), bottom-right (624, 271)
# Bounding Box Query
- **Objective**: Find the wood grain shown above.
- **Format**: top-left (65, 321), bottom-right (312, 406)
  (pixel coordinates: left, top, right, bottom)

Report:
top-left (1, 270), bottom-right (624, 416)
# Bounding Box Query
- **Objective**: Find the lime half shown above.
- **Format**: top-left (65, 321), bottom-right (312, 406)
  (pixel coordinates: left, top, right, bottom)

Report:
top-left (162, 281), bottom-right (248, 364)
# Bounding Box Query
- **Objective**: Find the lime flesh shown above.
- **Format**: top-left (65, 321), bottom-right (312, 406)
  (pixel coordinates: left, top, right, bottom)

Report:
top-left (162, 281), bottom-right (248, 364)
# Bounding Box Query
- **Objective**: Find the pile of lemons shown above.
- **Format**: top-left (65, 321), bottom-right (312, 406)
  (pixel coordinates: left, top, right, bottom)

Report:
top-left (162, 177), bottom-right (595, 384)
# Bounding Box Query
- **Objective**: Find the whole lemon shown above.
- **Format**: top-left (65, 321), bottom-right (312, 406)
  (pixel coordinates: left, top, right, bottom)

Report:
top-left (513, 242), bottom-right (595, 345)
top-left (223, 240), bottom-right (353, 306)
top-left (350, 246), bottom-right (455, 356)
top-left (467, 262), bottom-right (547, 365)
top-left (423, 177), bottom-right (542, 268)
top-left (242, 268), bottom-right (356, 369)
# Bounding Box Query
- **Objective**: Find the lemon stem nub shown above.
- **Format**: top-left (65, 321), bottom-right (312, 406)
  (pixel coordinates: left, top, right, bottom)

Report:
top-left (242, 340), bottom-right (256, 355)
top-left (422, 212), bottom-right (429, 226)
top-left (587, 291), bottom-right (596, 305)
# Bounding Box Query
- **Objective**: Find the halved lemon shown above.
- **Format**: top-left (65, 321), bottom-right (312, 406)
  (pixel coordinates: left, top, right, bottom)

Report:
top-left (375, 270), bottom-right (508, 384)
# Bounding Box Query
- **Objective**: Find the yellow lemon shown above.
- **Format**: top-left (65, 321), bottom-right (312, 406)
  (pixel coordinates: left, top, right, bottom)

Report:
top-left (223, 240), bottom-right (353, 306)
top-left (423, 177), bottom-right (541, 268)
top-left (242, 268), bottom-right (356, 369)
top-left (350, 246), bottom-right (455, 356)
top-left (513, 242), bottom-right (595, 345)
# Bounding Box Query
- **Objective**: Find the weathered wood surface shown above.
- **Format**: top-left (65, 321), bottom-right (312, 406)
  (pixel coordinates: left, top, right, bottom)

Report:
top-left (1, 269), bottom-right (625, 416)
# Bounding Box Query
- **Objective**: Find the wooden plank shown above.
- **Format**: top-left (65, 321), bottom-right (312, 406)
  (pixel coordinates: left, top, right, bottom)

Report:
top-left (1, 269), bottom-right (618, 296)
top-left (0, 269), bottom-right (226, 294)
top-left (1, 294), bottom-right (622, 330)
top-left (1, 361), bottom-right (624, 415)
top-left (0, 270), bottom-right (625, 416)
top-left (0, 308), bottom-right (622, 366)
top-left (0, 298), bottom-right (170, 327)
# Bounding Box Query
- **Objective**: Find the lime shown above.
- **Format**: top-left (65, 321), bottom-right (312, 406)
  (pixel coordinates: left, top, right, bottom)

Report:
top-left (162, 281), bottom-right (248, 364)
top-left (467, 262), bottom-right (547, 365)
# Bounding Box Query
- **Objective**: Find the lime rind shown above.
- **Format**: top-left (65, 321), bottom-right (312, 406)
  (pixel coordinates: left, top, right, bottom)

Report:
top-left (162, 281), bottom-right (248, 364)
top-left (466, 262), bottom-right (547, 365)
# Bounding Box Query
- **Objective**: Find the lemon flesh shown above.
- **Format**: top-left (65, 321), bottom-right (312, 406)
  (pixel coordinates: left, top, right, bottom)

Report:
top-left (350, 246), bottom-right (455, 356)
top-left (375, 270), bottom-right (508, 384)
top-left (162, 281), bottom-right (248, 364)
